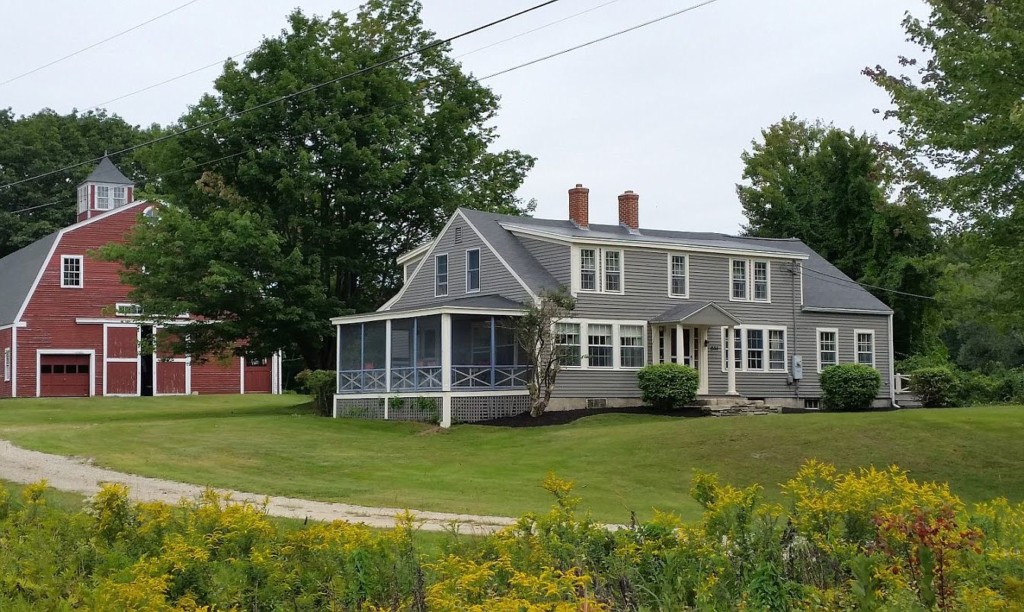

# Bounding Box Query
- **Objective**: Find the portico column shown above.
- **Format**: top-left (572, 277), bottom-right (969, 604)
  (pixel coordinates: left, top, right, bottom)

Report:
top-left (675, 324), bottom-right (684, 365)
top-left (699, 327), bottom-right (709, 395)
top-left (727, 326), bottom-right (739, 395)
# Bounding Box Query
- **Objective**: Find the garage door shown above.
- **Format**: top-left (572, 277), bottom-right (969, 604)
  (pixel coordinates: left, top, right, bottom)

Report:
top-left (40, 354), bottom-right (90, 397)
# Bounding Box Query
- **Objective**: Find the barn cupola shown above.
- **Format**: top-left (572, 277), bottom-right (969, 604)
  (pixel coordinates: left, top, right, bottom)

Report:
top-left (76, 157), bottom-right (134, 222)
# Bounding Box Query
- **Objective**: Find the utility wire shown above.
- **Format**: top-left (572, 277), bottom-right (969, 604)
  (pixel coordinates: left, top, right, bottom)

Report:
top-left (455, 0), bottom-right (625, 60)
top-left (803, 267), bottom-right (936, 301)
top-left (0, 0), bottom-right (205, 87)
top-left (81, 6), bottom-right (362, 113)
top-left (480, 0), bottom-right (721, 80)
top-left (6, 0), bottom-right (725, 213)
top-left (0, 0), bottom-right (563, 193)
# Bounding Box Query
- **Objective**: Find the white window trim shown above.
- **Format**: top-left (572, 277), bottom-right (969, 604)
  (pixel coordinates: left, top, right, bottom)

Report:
top-left (667, 252), bottom-right (689, 298)
top-left (3, 347), bottom-right (10, 382)
top-left (571, 246), bottom-right (625, 295)
top-left (720, 325), bottom-right (788, 373)
top-left (816, 327), bottom-right (840, 373)
top-left (854, 329), bottom-right (876, 368)
top-left (434, 253), bottom-right (449, 298)
top-left (465, 248), bottom-right (481, 294)
top-left (729, 258), bottom-right (771, 303)
top-left (95, 185), bottom-right (112, 210)
top-left (555, 319), bottom-right (647, 371)
top-left (115, 303), bottom-right (143, 317)
top-left (61, 255), bottom-right (84, 289)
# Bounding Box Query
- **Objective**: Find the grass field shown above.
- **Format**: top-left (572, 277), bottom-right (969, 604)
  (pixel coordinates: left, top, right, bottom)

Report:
top-left (0, 395), bottom-right (1022, 523)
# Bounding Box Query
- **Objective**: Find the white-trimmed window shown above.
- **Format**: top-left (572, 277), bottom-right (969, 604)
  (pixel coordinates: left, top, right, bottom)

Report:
top-left (588, 324), bottom-right (614, 368)
top-left (61, 255), bottom-right (83, 288)
top-left (3, 347), bottom-right (10, 382)
top-left (856, 330), bottom-right (875, 367)
top-left (77, 185), bottom-right (89, 214)
top-left (818, 329), bottom-right (838, 372)
top-left (575, 247), bottom-right (624, 294)
top-left (730, 259), bottom-right (770, 302)
top-left (620, 324), bottom-right (645, 368)
top-left (434, 254), bottom-right (448, 297)
top-left (557, 320), bottom-right (646, 370)
top-left (112, 186), bottom-right (127, 207)
top-left (466, 248), bottom-right (480, 293)
top-left (555, 323), bottom-right (582, 367)
top-left (769, 329), bottom-right (786, 371)
top-left (95, 185), bottom-right (111, 210)
top-left (722, 326), bottom-right (787, 372)
top-left (668, 254), bottom-right (688, 297)
top-left (604, 251), bottom-right (622, 292)
top-left (115, 303), bottom-right (143, 317)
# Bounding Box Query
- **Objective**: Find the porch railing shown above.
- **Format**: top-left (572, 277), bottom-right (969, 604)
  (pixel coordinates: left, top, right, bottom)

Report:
top-left (452, 365), bottom-right (531, 389)
top-left (391, 366), bottom-right (443, 391)
top-left (338, 368), bottom-right (386, 394)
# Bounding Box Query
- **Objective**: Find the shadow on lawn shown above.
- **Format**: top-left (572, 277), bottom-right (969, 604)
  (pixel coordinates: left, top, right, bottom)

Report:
top-left (475, 406), bottom-right (705, 428)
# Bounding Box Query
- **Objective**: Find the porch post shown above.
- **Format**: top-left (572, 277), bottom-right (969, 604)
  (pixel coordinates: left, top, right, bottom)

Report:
top-left (675, 324), bottom-right (684, 365)
top-left (727, 326), bottom-right (738, 395)
top-left (489, 316), bottom-right (496, 387)
top-left (385, 319), bottom-right (392, 393)
top-left (359, 323), bottom-right (365, 390)
top-left (335, 324), bottom-right (341, 395)
top-left (412, 317), bottom-right (419, 390)
top-left (699, 327), bottom-right (709, 395)
top-left (441, 314), bottom-right (452, 428)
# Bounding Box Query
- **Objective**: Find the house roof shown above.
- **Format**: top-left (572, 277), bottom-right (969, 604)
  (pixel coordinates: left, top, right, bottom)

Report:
top-left (652, 301), bottom-right (742, 325)
top-left (387, 293), bottom-right (525, 314)
top-left (456, 208), bottom-right (892, 314)
top-left (84, 157), bottom-right (133, 185)
top-left (0, 231), bottom-right (60, 325)
top-left (459, 208), bottom-right (562, 296)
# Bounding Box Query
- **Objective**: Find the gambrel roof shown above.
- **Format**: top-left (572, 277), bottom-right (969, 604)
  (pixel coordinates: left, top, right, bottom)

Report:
top-left (0, 232), bottom-right (60, 325)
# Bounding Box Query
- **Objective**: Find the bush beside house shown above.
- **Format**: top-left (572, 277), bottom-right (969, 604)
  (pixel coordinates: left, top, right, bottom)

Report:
top-left (820, 364), bottom-right (881, 411)
top-left (637, 364), bottom-right (700, 409)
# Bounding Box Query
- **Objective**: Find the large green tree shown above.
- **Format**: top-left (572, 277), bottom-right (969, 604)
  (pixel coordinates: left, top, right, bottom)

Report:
top-left (865, 0), bottom-right (1024, 334)
top-left (737, 117), bottom-right (940, 356)
top-left (0, 109), bottom-right (152, 257)
top-left (107, 1), bottom-right (535, 368)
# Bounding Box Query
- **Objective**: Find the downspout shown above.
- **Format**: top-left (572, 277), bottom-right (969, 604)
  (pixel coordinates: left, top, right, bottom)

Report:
top-left (790, 261), bottom-right (800, 401)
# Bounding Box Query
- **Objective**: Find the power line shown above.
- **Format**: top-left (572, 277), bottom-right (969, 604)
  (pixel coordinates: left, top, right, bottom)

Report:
top-left (81, 6), bottom-right (363, 113)
top-left (0, 0), bottom-right (205, 87)
top-left (803, 267), bottom-right (936, 301)
top-left (479, 0), bottom-right (721, 80)
top-left (0, 0), bottom-right (563, 193)
top-left (455, 0), bottom-right (625, 60)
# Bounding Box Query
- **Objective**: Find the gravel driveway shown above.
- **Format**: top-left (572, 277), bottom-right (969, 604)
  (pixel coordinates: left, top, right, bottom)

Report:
top-left (0, 439), bottom-right (516, 534)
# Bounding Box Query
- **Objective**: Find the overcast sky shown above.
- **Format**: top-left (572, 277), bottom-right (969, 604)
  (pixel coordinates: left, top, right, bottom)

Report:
top-left (1, 0), bottom-right (927, 234)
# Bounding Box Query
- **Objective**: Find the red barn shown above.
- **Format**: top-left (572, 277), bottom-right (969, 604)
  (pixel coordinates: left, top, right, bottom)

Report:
top-left (0, 158), bottom-right (280, 398)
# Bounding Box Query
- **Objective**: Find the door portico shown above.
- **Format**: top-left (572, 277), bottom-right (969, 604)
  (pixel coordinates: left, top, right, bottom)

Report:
top-left (650, 301), bottom-right (741, 397)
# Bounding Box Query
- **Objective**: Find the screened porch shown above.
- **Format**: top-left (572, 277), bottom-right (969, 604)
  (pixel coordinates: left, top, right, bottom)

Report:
top-left (336, 314), bottom-right (530, 395)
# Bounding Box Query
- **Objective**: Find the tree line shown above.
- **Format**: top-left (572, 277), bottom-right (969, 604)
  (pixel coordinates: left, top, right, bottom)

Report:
top-left (1, 0), bottom-right (1021, 376)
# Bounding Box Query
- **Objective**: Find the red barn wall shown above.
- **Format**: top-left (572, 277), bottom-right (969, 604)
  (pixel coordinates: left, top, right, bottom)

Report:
top-left (191, 358), bottom-right (242, 395)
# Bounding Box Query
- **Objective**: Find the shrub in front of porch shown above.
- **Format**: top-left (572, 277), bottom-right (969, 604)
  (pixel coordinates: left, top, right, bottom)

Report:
top-left (296, 370), bottom-right (337, 416)
top-left (637, 364), bottom-right (700, 409)
top-left (820, 364), bottom-right (881, 411)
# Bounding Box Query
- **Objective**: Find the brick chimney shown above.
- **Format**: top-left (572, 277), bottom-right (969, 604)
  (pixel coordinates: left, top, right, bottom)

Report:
top-left (618, 190), bottom-right (639, 230)
top-left (568, 183), bottom-right (589, 229)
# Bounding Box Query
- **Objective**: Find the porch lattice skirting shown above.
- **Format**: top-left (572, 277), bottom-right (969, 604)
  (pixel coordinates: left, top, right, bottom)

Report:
top-left (334, 391), bottom-right (530, 425)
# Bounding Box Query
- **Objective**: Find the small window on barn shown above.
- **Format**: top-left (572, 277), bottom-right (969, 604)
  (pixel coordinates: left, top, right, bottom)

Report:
top-left (41, 365), bottom-right (53, 374)
top-left (115, 303), bottom-right (143, 317)
top-left (3, 348), bottom-right (10, 382)
top-left (61, 256), bottom-right (84, 288)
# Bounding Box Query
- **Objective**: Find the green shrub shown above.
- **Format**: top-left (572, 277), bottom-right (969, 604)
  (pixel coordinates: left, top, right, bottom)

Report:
top-left (909, 367), bottom-right (959, 408)
top-left (820, 364), bottom-right (881, 411)
top-left (998, 368), bottom-right (1024, 403)
top-left (295, 369), bottom-right (336, 416)
top-left (954, 369), bottom-right (999, 405)
top-left (637, 364), bottom-right (699, 409)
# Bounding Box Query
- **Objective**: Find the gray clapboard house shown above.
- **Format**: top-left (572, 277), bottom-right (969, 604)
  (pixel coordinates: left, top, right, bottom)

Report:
top-left (331, 185), bottom-right (894, 426)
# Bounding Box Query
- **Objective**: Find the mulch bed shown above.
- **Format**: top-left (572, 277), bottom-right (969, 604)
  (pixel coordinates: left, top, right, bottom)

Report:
top-left (473, 406), bottom-right (705, 428)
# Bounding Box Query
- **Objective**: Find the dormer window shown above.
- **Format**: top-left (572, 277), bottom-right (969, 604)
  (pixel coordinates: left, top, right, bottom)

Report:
top-left (575, 247), bottom-right (624, 294)
top-left (730, 259), bottom-right (770, 302)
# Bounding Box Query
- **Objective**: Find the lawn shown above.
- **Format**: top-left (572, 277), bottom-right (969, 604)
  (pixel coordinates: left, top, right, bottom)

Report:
top-left (0, 395), bottom-right (1022, 523)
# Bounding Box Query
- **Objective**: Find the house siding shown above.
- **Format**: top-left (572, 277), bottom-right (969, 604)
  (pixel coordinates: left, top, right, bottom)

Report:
top-left (519, 237), bottom-right (571, 288)
top-left (389, 213), bottom-right (532, 311)
top-left (550, 248), bottom-right (891, 403)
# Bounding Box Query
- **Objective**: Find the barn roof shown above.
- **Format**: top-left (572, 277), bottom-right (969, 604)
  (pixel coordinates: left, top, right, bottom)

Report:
top-left (84, 156), bottom-right (133, 185)
top-left (0, 231), bottom-right (60, 325)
